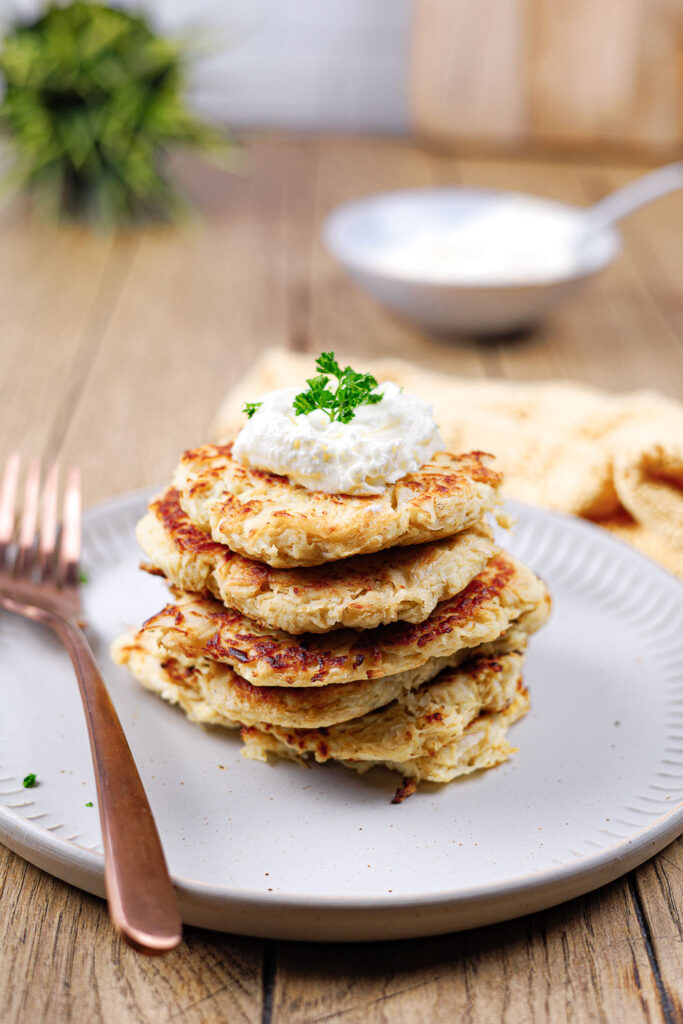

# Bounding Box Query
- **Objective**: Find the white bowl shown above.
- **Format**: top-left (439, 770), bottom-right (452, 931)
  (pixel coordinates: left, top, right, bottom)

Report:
top-left (323, 188), bottom-right (621, 336)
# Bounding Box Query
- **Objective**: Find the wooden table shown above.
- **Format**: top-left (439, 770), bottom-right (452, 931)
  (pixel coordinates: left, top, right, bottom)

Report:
top-left (1, 137), bottom-right (682, 1024)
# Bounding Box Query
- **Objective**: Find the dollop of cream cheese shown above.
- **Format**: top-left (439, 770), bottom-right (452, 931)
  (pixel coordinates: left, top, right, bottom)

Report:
top-left (233, 381), bottom-right (444, 494)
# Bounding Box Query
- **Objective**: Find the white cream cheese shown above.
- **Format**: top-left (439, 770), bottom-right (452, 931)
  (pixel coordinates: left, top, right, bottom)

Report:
top-left (233, 381), bottom-right (443, 494)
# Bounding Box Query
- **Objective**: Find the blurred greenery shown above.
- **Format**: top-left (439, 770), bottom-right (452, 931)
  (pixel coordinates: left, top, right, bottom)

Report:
top-left (0, 1), bottom-right (234, 227)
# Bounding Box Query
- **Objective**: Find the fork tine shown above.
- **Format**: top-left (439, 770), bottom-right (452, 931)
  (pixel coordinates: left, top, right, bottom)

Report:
top-left (0, 453), bottom-right (21, 560)
top-left (15, 458), bottom-right (41, 577)
top-left (39, 462), bottom-right (59, 581)
top-left (58, 466), bottom-right (81, 587)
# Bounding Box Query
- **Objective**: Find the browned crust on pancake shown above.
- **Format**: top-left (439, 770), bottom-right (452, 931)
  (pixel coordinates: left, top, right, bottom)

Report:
top-left (142, 552), bottom-right (550, 687)
top-left (238, 654), bottom-right (530, 790)
top-left (173, 443), bottom-right (503, 567)
top-left (139, 488), bottom-right (497, 633)
top-left (153, 488), bottom-right (228, 559)
top-left (112, 622), bottom-right (533, 728)
top-left (112, 625), bottom-right (530, 791)
top-left (240, 652), bottom-right (522, 758)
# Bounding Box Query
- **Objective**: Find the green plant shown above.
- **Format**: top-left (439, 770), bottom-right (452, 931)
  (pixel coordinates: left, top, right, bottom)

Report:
top-left (0, 1), bottom-right (231, 226)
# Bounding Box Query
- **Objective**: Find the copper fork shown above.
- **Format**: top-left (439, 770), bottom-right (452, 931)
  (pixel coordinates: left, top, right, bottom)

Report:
top-left (0, 454), bottom-right (182, 954)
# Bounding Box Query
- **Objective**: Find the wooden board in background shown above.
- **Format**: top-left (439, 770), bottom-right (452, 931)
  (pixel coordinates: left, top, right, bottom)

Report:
top-left (410, 0), bottom-right (683, 154)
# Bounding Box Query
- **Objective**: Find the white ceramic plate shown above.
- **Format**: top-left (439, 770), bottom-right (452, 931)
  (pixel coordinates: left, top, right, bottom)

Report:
top-left (1, 492), bottom-right (682, 942)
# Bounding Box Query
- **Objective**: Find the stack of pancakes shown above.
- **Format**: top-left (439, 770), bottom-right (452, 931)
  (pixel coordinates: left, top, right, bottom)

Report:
top-left (112, 443), bottom-right (551, 800)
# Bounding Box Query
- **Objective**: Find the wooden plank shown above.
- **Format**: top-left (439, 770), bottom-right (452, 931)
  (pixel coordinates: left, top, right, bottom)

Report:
top-left (527, 0), bottom-right (680, 148)
top-left (410, 0), bottom-right (527, 145)
top-left (410, 0), bottom-right (683, 153)
top-left (632, 837), bottom-right (683, 1021)
top-left (0, 846), bottom-right (263, 1024)
top-left (271, 881), bottom-right (668, 1023)
top-left (56, 141), bottom-right (298, 504)
top-left (0, 212), bottom-right (138, 466)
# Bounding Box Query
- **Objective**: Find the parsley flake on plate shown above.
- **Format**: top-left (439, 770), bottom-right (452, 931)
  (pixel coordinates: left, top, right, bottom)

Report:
top-left (22, 773), bottom-right (37, 788)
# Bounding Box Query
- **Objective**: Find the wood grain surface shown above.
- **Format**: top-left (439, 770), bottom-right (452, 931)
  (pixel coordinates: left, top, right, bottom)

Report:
top-left (0, 137), bottom-right (681, 1024)
top-left (410, 0), bottom-right (683, 153)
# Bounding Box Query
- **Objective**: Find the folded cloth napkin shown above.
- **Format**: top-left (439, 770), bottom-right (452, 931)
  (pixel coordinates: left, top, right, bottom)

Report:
top-left (213, 348), bottom-right (683, 579)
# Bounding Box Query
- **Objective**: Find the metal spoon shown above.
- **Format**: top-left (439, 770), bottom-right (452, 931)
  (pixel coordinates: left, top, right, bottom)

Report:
top-left (581, 162), bottom-right (683, 237)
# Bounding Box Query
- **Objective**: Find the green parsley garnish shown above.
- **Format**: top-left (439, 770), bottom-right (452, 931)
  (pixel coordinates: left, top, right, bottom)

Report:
top-left (292, 352), bottom-right (383, 424)
top-left (22, 773), bottom-right (37, 788)
top-left (78, 570), bottom-right (89, 584)
top-left (242, 401), bottom-right (262, 419)
top-left (85, 801), bottom-right (93, 807)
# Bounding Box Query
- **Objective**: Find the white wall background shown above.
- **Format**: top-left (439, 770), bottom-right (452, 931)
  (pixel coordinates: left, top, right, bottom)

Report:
top-left (7, 0), bottom-right (412, 133)
top-left (187, 0), bottom-right (412, 133)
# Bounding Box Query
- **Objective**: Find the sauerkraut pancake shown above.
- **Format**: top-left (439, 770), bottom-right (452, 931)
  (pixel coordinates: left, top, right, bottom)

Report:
top-left (138, 489), bottom-right (497, 633)
top-left (143, 552), bottom-right (550, 687)
top-left (111, 623), bottom-right (530, 728)
top-left (111, 629), bottom-right (529, 788)
top-left (383, 692), bottom-right (529, 786)
top-left (173, 443), bottom-right (503, 567)
top-left (240, 652), bottom-right (527, 780)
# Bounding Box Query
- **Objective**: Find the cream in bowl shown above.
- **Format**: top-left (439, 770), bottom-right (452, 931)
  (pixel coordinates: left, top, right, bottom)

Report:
top-left (323, 187), bottom-right (620, 336)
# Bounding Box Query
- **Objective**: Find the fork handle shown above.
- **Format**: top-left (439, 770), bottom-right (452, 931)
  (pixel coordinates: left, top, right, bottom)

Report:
top-left (54, 618), bottom-right (182, 954)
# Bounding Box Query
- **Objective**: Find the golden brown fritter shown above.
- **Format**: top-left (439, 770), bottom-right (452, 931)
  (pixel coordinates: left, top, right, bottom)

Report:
top-left (140, 552), bottom-right (551, 687)
top-left (111, 622), bottom-right (531, 728)
top-left (240, 652), bottom-right (528, 782)
top-left (137, 488), bottom-right (497, 633)
top-left (111, 628), bottom-right (529, 789)
top-left (173, 443), bottom-right (503, 567)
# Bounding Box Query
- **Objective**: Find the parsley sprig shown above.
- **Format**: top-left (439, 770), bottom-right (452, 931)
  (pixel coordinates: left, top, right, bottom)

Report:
top-left (242, 401), bottom-right (262, 419)
top-left (292, 352), bottom-right (383, 423)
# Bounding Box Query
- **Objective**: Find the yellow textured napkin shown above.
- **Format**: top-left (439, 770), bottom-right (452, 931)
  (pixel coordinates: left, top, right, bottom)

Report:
top-left (213, 348), bottom-right (683, 579)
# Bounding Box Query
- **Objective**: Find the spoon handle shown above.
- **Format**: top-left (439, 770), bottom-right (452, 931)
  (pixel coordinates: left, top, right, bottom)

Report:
top-left (585, 162), bottom-right (683, 232)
